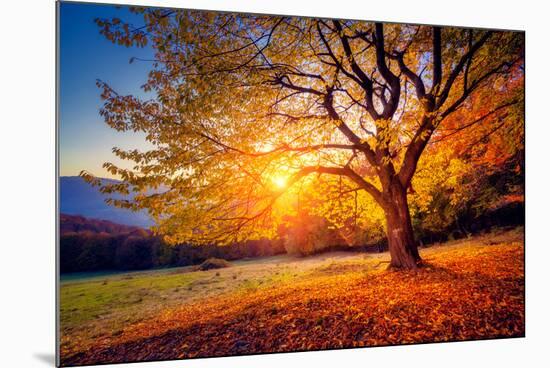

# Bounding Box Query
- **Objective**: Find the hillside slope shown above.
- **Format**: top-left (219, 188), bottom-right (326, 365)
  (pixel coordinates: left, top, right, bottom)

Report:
top-left (60, 228), bottom-right (524, 366)
top-left (60, 213), bottom-right (149, 235)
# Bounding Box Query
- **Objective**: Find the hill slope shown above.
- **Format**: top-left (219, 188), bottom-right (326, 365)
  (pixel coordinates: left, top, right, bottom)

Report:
top-left (60, 213), bottom-right (147, 235)
top-left (60, 228), bottom-right (524, 366)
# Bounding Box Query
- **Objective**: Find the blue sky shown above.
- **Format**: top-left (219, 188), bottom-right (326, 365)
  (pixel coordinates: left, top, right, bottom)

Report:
top-left (59, 2), bottom-right (154, 178)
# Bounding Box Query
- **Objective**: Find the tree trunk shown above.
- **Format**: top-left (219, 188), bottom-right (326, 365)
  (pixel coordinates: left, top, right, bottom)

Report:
top-left (384, 182), bottom-right (421, 269)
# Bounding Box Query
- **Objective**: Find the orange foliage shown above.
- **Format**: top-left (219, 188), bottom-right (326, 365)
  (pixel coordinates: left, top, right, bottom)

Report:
top-left (61, 232), bottom-right (524, 366)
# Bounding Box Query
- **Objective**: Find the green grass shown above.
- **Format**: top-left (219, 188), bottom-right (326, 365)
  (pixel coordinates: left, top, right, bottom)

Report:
top-left (60, 253), bottom-right (348, 338)
top-left (60, 271), bottom-right (200, 327)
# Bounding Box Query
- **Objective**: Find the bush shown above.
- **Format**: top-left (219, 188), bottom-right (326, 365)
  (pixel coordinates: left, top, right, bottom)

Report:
top-left (196, 258), bottom-right (232, 271)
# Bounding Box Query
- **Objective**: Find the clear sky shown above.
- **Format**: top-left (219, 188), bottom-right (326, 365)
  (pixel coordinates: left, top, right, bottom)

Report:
top-left (59, 2), bottom-right (154, 178)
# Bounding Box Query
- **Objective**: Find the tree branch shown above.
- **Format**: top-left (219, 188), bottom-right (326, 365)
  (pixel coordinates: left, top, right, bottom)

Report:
top-left (323, 91), bottom-right (378, 166)
top-left (432, 99), bottom-right (519, 144)
top-left (294, 165), bottom-right (385, 206)
top-left (436, 31), bottom-right (492, 108)
top-left (331, 20), bottom-right (379, 120)
top-left (394, 52), bottom-right (426, 100)
top-left (431, 26), bottom-right (442, 95)
top-left (398, 115), bottom-right (435, 187)
top-left (374, 23), bottom-right (401, 119)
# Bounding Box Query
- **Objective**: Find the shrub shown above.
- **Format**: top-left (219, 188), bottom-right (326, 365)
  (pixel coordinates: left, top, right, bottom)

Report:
top-left (196, 258), bottom-right (232, 271)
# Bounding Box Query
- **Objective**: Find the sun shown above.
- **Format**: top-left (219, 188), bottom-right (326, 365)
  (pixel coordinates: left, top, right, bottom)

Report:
top-left (272, 175), bottom-right (288, 189)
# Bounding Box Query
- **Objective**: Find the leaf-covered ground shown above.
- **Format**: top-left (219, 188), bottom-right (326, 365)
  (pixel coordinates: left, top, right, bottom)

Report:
top-left (60, 228), bottom-right (524, 366)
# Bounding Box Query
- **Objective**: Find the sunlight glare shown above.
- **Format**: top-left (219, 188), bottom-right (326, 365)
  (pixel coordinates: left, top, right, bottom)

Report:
top-left (272, 175), bottom-right (288, 189)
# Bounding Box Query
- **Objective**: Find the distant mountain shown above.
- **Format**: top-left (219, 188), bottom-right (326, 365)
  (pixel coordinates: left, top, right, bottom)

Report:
top-left (59, 176), bottom-right (154, 227)
top-left (60, 213), bottom-right (148, 235)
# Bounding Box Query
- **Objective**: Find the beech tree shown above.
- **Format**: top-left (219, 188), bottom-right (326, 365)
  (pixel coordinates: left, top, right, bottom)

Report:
top-left (86, 8), bottom-right (524, 269)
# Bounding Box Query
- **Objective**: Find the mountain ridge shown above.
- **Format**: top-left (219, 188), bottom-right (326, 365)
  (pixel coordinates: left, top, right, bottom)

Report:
top-left (59, 176), bottom-right (154, 227)
top-left (60, 213), bottom-right (148, 235)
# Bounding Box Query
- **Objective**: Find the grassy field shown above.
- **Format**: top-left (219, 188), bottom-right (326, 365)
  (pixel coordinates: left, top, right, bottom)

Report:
top-left (60, 227), bottom-right (524, 366)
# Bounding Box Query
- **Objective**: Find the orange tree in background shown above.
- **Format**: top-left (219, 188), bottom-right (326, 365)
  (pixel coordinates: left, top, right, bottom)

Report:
top-left (85, 8), bottom-right (524, 269)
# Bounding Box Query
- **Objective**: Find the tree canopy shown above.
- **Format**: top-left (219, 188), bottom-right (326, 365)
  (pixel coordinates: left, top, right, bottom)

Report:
top-left (84, 8), bottom-right (524, 268)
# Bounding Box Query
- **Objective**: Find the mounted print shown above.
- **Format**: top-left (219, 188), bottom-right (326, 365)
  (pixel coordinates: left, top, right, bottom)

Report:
top-left (57, 1), bottom-right (525, 366)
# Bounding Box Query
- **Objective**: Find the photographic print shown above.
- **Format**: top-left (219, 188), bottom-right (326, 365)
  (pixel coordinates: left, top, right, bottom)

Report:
top-left (57, 1), bottom-right (525, 366)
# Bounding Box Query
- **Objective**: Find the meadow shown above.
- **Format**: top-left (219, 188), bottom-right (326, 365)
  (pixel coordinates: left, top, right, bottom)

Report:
top-left (60, 227), bottom-right (524, 366)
